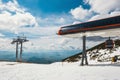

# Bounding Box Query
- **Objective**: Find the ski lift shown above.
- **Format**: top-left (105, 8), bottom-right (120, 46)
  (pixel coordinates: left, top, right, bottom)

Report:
top-left (105, 37), bottom-right (114, 49)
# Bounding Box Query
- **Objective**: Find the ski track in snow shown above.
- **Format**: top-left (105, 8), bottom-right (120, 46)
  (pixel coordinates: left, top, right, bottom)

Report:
top-left (0, 62), bottom-right (120, 80)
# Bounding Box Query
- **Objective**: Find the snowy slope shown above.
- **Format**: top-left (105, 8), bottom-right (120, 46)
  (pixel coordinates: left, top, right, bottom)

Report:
top-left (63, 39), bottom-right (120, 62)
top-left (0, 61), bottom-right (120, 80)
top-left (89, 47), bottom-right (120, 62)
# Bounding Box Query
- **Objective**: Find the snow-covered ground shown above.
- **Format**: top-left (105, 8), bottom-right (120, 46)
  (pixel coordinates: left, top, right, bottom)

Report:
top-left (0, 61), bottom-right (120, 80)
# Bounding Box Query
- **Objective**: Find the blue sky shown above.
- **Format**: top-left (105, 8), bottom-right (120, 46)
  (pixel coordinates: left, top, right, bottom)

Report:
top-left (17, 0), bottom-right (84, 16)
top-left (0, 0), bottom-right (120, 51)
top-left (2, 0), bottom-right (90, 25)
top-left (16, 0), bottom-right (87, 27)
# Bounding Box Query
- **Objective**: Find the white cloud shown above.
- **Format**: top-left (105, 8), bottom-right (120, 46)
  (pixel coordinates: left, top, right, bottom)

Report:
top-left (73, 21), bottom-right (81, 24)
top-left (87, 0), bottom-right (120, 14)
top-left (71, 0), bottom-right (120, 21)
top-left (58, 17), bottom-right (65, 24)
top-left (0, 0), bottom-right (25, 13)
top-left (89, 14), bottom-right (110, 21)
top-left (110, 11), bottom-right (120, 16)
top-left (17, 27), bottom-right (59, 37)
top-left (0, 37), bottom-right (15, 51)
top-left (70, 6), bottom-right (92, 20)
top-left (0, 0), bottom-right (38, 34)
top-left (1, 0), bottom-right (119, 51)
top-left (89, 11), bottom-right (120, 21)
top-left (36, 15), bottom-right (73, 27)
top-left (0, 33), bottom-right (4, 37)
top-left (0, 0), bottom-right (78, 51)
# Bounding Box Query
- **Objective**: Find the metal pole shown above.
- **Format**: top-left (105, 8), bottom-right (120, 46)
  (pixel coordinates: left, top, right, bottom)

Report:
top-left (16, 42), bottom-right (18, 62)
top-left (80, 35), bottom-right (88, 66)
top-left (20, 42), bottom-right (23, 62)
top-left (81, 35), bottom-right (85, 66)
top-left (84, 36), bottom-right (88, 65)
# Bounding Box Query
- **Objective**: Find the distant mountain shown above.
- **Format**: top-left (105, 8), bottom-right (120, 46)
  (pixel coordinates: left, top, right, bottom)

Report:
top-left (62, 39), bottom-right (120, 62)
top-left (0, 50), bottom-right (80, 64)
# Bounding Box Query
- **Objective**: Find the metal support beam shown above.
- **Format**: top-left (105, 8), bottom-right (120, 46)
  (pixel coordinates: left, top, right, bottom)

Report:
top-left (16, 42), bottom-right (18, 61)
top-left (20, 42), bottom-right (23, 62)
top-left (80, 35), bottom-right (88, 66)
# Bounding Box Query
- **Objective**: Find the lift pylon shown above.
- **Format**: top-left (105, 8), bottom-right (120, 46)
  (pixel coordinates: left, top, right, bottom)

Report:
top-left (11, 36), bottom-right (29, 62)
top-left (81, 35), bottom-right (88, 66)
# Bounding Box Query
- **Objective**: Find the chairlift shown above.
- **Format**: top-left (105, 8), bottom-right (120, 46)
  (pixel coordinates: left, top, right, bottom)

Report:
top-left (105, 37), bottom-right (114, 49)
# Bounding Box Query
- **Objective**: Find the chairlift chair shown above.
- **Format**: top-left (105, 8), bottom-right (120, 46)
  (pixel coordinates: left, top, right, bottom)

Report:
top-left (105, 37), bottom-right (114, 49)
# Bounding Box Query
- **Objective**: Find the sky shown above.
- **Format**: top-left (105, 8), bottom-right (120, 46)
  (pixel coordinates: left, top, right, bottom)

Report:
top-left (0, 0), bottom-right (120, 51)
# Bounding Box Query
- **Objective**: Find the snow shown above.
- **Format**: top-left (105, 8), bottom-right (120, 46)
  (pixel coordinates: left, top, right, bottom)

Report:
top-left (1, 47), bottom-right (120, 80)
top-left (87, 47), bottom-right (120, 62)
top-left (0, 61), bottom-right (120, 80)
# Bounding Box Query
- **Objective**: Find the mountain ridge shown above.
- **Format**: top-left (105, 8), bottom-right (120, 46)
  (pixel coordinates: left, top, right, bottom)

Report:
top-left (62, 39), bottom-right (120, 62)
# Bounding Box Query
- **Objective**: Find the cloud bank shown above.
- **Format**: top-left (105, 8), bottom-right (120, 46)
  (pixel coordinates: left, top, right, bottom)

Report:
top-left (0, 0), bottom-right (120, 51)
top-left (0, 0), bottom-right (78, 51)
top-left (70, 0), bottom-right (120, 21)
top-left (0, 0), bottom-right (38, 34)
